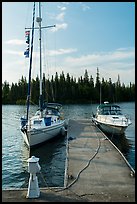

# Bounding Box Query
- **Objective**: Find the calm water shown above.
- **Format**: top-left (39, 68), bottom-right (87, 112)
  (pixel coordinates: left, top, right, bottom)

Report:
top-left (2, 102), bottom-right (135, 189)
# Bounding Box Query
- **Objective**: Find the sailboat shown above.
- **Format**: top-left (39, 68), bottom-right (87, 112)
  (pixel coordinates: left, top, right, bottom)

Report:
top-left (20, 2), bottom-right (67, 148)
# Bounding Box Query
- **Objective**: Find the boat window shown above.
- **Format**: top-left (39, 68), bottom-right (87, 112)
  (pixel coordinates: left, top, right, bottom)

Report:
top-left (110, 110), bottom-right (116, 115)
top-left (47, 109), bottom-right (52, 115)
top-left (48, 108), bottom-right (60, 116)
top-left (115, 110), bottom-right (122, 115)
top-left (104, 107), bottom-right (110, 111)
top-left (103, 110), bottom-right (110, 115)
top-left (52, 109), bottom-right (60, 116)
top-left (43, 108), bottom-right (52, 115)
top-left (112, 116), bottom-right (119, 119)
top-left (98, 110), bottom-right (103, 114)
top-left (34, 120), bottom-right (42, 124)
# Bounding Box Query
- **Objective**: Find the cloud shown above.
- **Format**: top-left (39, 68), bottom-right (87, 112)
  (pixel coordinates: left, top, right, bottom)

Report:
top-left (47, 48), bottom-right (77, 56)
top-left (56, 12), bottom-right (65, 21)
top-left (57, 6), bottom-right (67, 11)
top-left (61, 2), bottom-right (70, 5)
top-left (54, 47), bottom-right (135, 84)
top-left (5, 39), bottom-right (25, 45)
top-left (51, 23), bottom-right (68, 32)
top-left (79, 2), bottom-right (91, 11)
top-left (3, 45), bottom-right (135, 85)
top-left (3, 50), bottom-right (24, 56)
top-left (65, 48), bottom-right (135, 67)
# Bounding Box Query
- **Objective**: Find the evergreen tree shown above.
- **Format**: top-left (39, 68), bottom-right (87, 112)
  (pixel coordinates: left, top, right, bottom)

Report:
top-left (2, 81), bottom-right (10, 104)
top-left (2, 69), bottom-right (135, 104)
top-left (95, 67), bottom-right (101, 103)
top-left (84, 69), bottom-right (89, 85)
top-left (54, 72), bottom-right (59, 101)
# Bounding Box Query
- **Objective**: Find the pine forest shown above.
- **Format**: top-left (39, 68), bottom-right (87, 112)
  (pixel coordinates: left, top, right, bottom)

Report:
top-left (2, 68), bottom-right (135, 105)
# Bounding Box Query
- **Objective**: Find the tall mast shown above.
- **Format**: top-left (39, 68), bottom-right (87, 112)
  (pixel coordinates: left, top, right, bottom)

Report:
top-left (25, 2), bottom-right (56, 120)
top-left (36, 2), bottom-right (43, 116)
top-left (26, 2), bottom-right (35, 121)
top-left (100, 83), bottom-right (101, 105)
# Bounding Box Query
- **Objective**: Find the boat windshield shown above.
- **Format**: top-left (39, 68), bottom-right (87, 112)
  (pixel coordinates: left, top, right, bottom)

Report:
top-left (98, 105), bottom-right (122, 115)
top-left (35, 108), bottom-right (60, 116)
top-left (45, 107), bottom-right (60, 116)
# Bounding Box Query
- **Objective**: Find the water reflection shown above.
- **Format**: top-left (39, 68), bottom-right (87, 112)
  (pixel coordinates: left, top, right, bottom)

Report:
top-left (20, 144), bottom-right (30, 188)
top-left (2, 103), bottom-right (134, 189)
top-left (21, 134), bottom-right (67, 188)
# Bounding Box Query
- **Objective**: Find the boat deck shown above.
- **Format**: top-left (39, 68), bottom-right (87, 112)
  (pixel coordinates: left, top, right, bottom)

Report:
top-left (2, 119), bottom-right (135, 202)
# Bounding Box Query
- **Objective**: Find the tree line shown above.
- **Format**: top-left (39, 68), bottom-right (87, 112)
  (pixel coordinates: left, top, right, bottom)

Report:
top-left (2, 68), bottom-right (135, 105)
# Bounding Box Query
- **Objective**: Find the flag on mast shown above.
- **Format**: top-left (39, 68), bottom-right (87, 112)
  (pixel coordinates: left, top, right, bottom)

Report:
top-left (24, 30), bottom-right (30, 58)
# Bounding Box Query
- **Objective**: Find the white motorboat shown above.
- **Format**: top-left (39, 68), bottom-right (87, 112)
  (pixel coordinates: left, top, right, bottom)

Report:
top-left (20, 2), bottom-right (67, 148)
top-left (92, 101), bottom-right (132, 135)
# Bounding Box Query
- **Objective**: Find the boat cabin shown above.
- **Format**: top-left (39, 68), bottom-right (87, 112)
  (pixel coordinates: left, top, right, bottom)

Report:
top-left (97, 103), bottom-right (122, 115)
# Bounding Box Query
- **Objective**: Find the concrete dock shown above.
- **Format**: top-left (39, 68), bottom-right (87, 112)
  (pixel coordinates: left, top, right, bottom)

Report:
top-left (2, 119), bottom-right (135, 202)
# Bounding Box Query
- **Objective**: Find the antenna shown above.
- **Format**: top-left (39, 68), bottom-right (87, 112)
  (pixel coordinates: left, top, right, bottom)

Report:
top-left (100, 83), bottom-right (101, 105)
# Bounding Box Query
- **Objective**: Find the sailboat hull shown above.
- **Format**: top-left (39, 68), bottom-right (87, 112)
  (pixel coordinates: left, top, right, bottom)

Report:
top-left (21, 120), bottom-right (67, 148)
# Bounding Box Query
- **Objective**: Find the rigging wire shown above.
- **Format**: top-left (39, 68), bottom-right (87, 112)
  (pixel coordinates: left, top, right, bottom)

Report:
top-left (26, 2), bottom-right (36, 121)
top-left (41, 8), bottom-right (57, 102)
top-left (24, 2), bottom-right (32, 29)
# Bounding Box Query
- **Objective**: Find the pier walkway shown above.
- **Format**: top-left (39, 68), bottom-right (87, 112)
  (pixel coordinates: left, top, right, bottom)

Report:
top-left (2, 119), bottom-right (135, 202)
